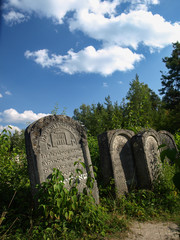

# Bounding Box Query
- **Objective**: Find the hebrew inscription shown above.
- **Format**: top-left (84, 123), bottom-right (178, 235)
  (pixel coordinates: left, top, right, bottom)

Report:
top-left (25, 115), bottom-right (99, 203)
top-left (145, 136), bottom-right (160, 181)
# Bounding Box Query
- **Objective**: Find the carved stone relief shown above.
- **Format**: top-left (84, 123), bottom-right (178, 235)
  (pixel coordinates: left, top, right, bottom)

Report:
top-left (25, 115), bottom-right (99, 203)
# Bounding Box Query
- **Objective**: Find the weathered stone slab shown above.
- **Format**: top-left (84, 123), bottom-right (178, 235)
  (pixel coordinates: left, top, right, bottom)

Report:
top-left (25, 115), bottom-right (99, 203)
top-left (158, 130), bottom-right (178, 151)
top-left (98, 129), bottom-right (136, 197)
top-left (132, 129), bottom-right (161, 189)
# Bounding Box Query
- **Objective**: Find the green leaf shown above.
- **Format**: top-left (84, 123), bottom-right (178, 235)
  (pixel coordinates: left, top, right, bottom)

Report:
top-left (50, 211), bottom-right (54, 218)
top-left (69, 211), bottom-right (74, 220)
top-left (72, 203), bottom-right (76, 210)
top-left (56, 198), bottom-right (62, 208)
top-left (71, 195), bottom-right (77, 203)
top-left (76, 168), bottom-right (83, 175)
top-left (173, 172), bottom-right (180, 191)
top-left (160, 151), bottom-right (167, 163)
top-left (158, 144), bottom-right (166, 149)
top-left (65, 212), bottom-right (68, 220)
top-left (80, 162), bottom-right (86, 169)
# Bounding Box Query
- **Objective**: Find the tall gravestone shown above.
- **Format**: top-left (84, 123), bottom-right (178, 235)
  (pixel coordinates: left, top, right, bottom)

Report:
top-left (158, 130), bottom-right (178, 151)
top-left (98, 129), bottom-right (136, 197)
top-left (132, 129), bottom-right (161, 189)
top-left (25, 115), bottom-right (99, 203)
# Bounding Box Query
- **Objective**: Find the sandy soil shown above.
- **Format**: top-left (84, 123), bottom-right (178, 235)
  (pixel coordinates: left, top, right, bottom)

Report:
top-left (107, 221), bottom-right (180, 240)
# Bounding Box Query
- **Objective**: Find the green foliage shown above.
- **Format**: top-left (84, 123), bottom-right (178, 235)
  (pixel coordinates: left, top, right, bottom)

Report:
top-left (34, 166), bottom-right (109, 239)
top-left (73, 75), bottom-right (164, 136)
top-left (51, 103), bottom-right (59, 115)
top-left (1, 126), bottom-right (180, 239)
top-left (51, 103), bottom-right (67, 115)
top-left (0, 127), bottom-right (31, 239)
top-left (87, 133), bottom-right (101, 185)
top-left (73, 96), bottom-right (123, 136)
top-left (174, 130), bottom-right (180, 151)
top-left (124, 74), bottom-right (152, 128)
top-left (159, 144), bottom-right (180, 191)
top-left (124, 74), bottom-right (163, 130)
top-left (114, 160), bottom-right (180, 221)
top-left (159, 42), bottom-right (180, 132)
top-left (10, 129), bottom-right (26, 153)
top-left (159, 42), bottom-right (180, 109)
top-left (0, 128), bottom-right (29, 199)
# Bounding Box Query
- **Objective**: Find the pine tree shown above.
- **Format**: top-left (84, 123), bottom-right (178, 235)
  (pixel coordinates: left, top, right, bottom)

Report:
top-left (159, 42), bottom-right (180, 109)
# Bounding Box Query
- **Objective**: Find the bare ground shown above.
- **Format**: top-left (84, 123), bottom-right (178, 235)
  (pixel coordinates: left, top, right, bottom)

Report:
top-left (106, 221), bottom-right (180, 240)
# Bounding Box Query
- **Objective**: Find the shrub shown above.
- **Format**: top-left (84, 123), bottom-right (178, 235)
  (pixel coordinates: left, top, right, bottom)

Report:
top-left (33, 163), bottom-right (109, 239)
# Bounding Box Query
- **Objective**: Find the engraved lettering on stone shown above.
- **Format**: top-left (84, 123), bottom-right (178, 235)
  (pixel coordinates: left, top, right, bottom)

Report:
top-left (145, 136), bottom-right (160, 180)
top-left (25, 115), bottom-right (99, 204)
top-left (51, 132), bottom-right (66, 146)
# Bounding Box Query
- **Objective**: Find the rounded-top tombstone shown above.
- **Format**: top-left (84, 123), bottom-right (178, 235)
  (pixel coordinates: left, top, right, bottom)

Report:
top-left (158, 130), bottom-right (178, 151)
top-left (98, 129), bottom-right (136, 197)
top-left (25, 115), bottom-right (99, 203)
top-left (132, 129), bottom-right (161, 189)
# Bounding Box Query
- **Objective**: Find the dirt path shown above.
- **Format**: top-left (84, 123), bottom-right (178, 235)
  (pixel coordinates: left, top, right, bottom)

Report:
top-left (107, 221), bottom-right (180, 240)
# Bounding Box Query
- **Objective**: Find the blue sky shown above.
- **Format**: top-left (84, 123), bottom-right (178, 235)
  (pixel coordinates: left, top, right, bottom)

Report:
top-left (0, 0), bottom-right (180, 132)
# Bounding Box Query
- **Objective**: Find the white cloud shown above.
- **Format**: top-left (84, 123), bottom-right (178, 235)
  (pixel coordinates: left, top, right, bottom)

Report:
top-left (25, 49), bottom-right (62, 68)
top-left (0, 93), bottom-right (3, 98)
top-left (70, 10), bottom-right (180, 50)
top-left (4, 0), bottom-right (180, 75)
top-left (4, 0), bottom-right (179, 50)
top-left (3, 10), bottom-right (28, 25)
top-left (0, 125), bottom-right (21, 133)
top-left (4, 0), bottom-right (118, 24)
top-left (124, 0), bottom-right (160, 11)
top-left (5, 91), bottom-right (12, 95)
top-left (25, 46), bottom-right (144, 76)
top-left (0, 108), bottom-right (49, 124)
top-left (103, 82), bottom-right (108, 88)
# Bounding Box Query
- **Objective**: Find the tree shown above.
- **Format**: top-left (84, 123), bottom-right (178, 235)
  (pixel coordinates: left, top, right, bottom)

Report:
top-left (159, 42), bottom-right (180, 132)
top-left (10, 129), bottom-right (25, 152)
top-left (123, 74), bottom-right (162, 129)
top-left (159, 42), bottom-right (180, 109)
top-left (73, 96), bottom-right (123, 136)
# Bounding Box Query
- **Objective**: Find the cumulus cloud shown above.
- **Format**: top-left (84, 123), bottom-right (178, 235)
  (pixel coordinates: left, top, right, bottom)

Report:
top-left (0, 93), bottom-right (3, 98)
top-left (4, 0), bottom-right (180, 74)
top-left (3, 10), bottom-right (28, 25)
top-left (25, 46), bottom-right (144, 76)
top-left (3, 0), bottom-right (118, 24)
top-left (124, 0), bottom-right (160, 11)
top-left (25, 49), bottom-right (62, 68)
top-left (70, 10), bottom-right (180, 49)
top-left (0, 108), bottom-right (49, 124)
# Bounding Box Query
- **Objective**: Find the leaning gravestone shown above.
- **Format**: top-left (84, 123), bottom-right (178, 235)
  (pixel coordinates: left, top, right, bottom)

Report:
top-left (132, 129), bottom-right (161, 189)
top-left (98, 129), bottom-right (136, 197)
top-left (25, 115), bottom-right (99, 204)
top-left (158, 130), bottom-right (178, 151)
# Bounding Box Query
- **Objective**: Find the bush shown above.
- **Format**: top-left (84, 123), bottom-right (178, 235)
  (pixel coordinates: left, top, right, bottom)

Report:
top-left (0, 128), bottom-right (31, 239)
top-left (32, 165), bottom-right (109, 239)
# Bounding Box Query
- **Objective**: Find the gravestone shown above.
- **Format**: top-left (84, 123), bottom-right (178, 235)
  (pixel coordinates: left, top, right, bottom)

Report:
top-left (132, 129), bottom-right (161, 189)
top-left (98, 129), bottom-right (136, 197)
top-left (158, 130), bottom-right (178, 151)
top-left (25, 115), bottom-right (99, 203)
